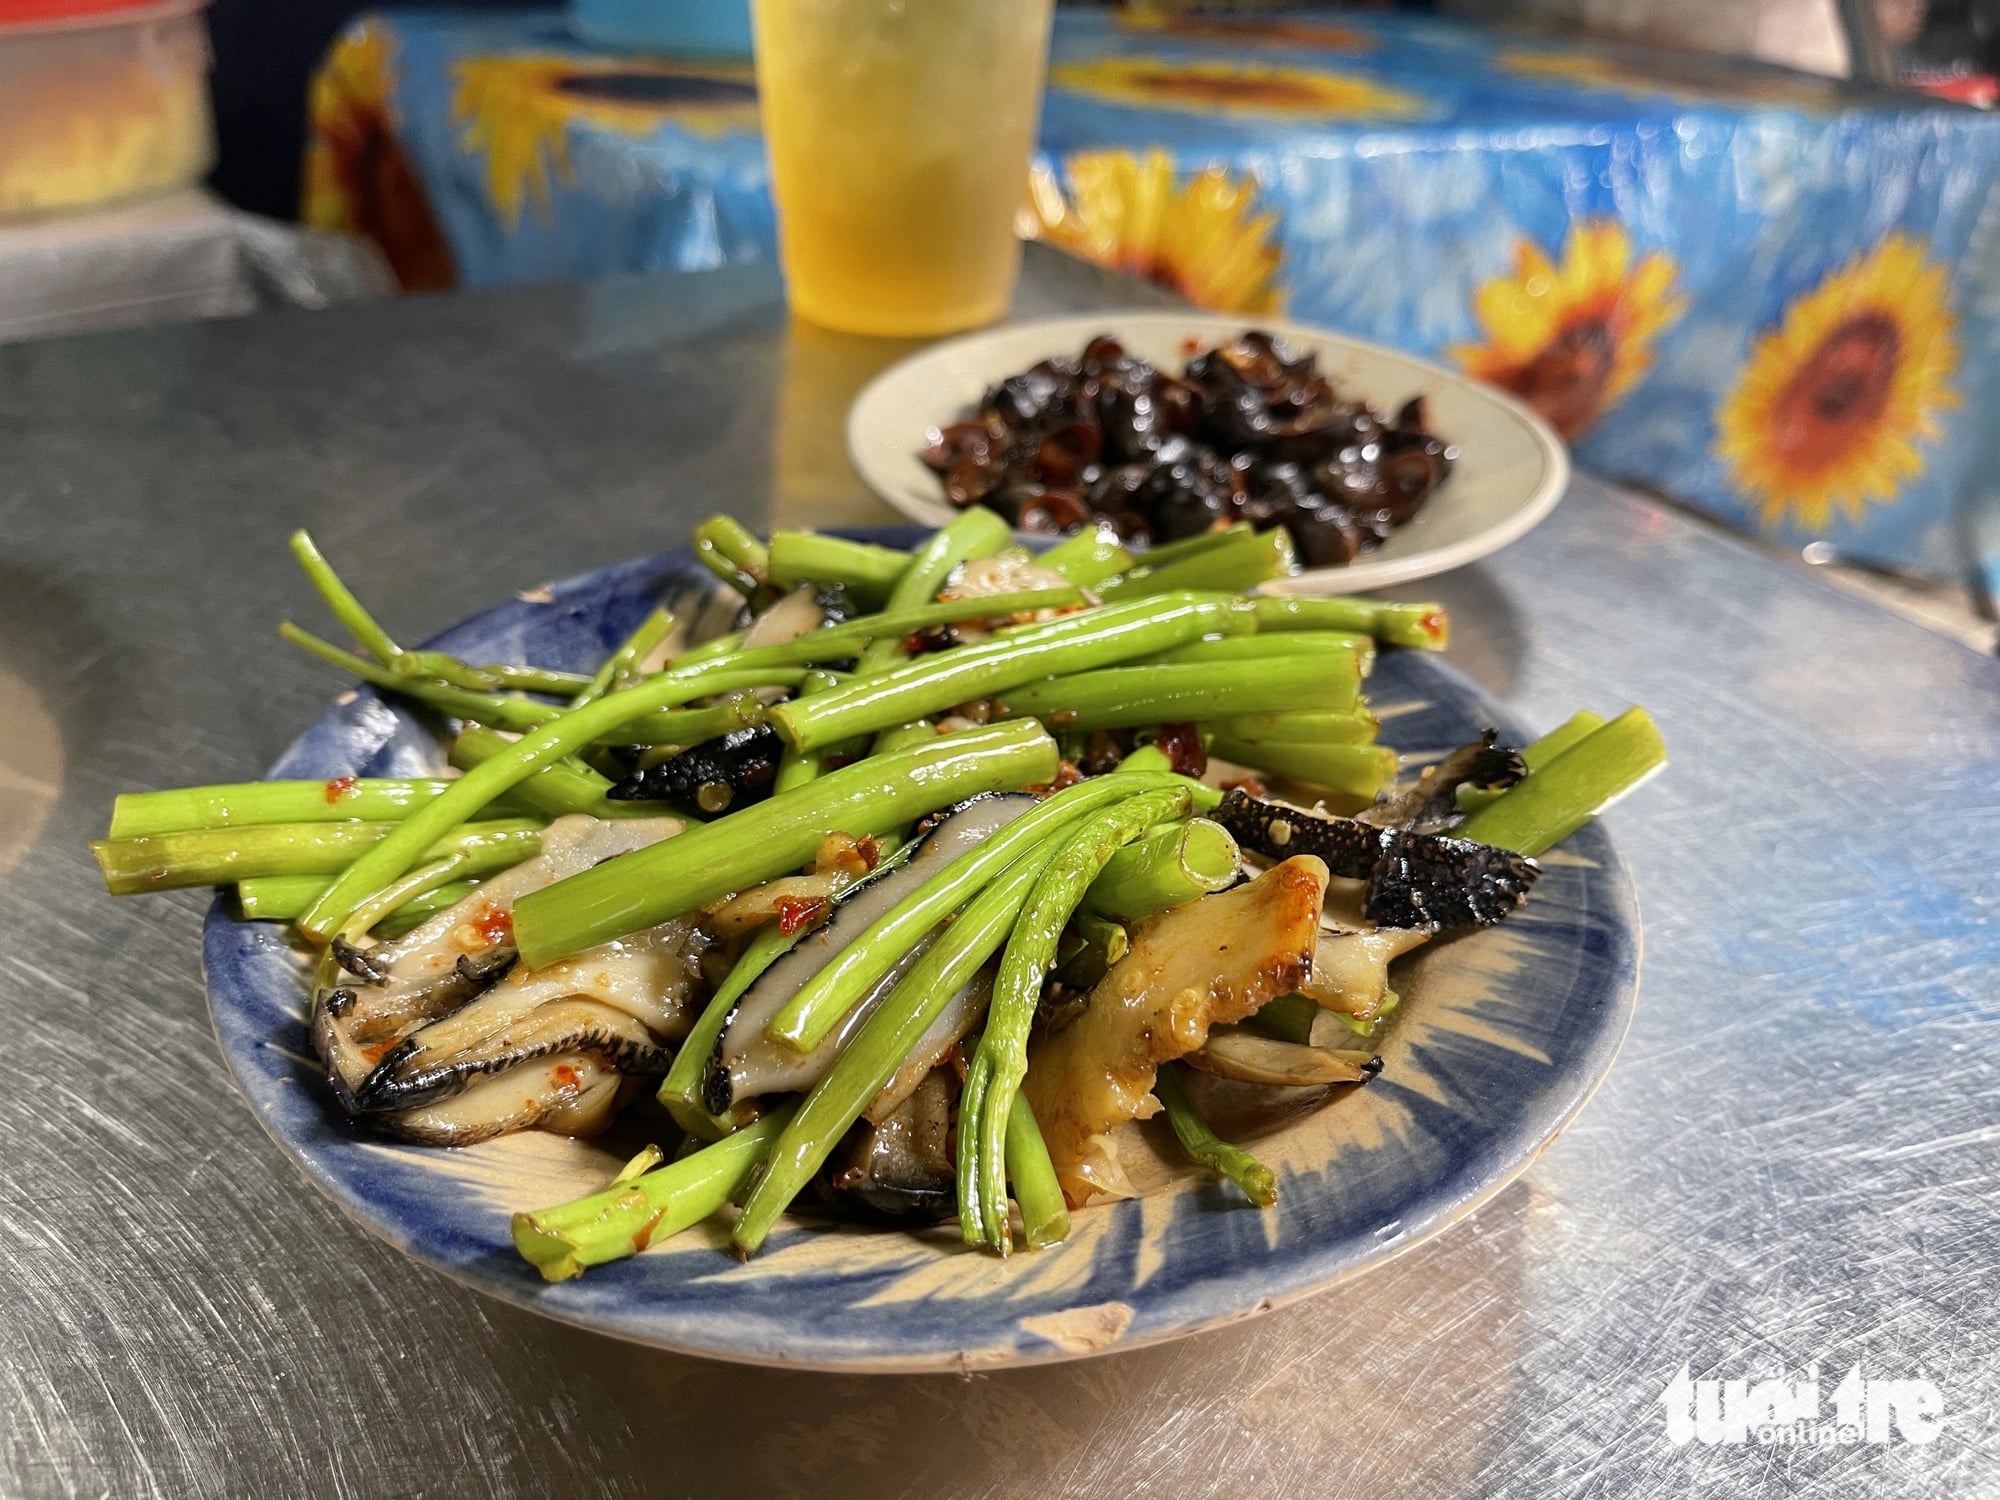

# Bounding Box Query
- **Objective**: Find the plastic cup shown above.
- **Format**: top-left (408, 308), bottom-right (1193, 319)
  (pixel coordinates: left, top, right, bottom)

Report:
top-left (751, 0), bottom-right (1056, 336)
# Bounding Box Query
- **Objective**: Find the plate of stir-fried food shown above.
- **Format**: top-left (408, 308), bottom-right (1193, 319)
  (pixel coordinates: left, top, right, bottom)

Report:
top-left (847, 313), bottom-right (1570, 591)
top-left (97, 509), bottom-right (1661, 1370)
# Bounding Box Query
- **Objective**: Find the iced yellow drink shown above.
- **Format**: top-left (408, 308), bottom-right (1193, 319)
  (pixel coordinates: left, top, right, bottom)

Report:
top-left (751, 0), bottom-right (1056, 336)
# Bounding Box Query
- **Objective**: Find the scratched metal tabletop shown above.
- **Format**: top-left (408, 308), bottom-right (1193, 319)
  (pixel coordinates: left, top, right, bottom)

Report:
top-left (2, 248), bottom-right (1995, 1499)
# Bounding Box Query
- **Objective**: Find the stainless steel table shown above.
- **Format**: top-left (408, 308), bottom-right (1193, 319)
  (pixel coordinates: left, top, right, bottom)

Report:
top-left (3, 248), bottom-right (1995, 1499)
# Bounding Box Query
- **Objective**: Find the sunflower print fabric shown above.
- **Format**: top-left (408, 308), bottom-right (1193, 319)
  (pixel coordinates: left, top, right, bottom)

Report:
top-left (450, 54), bottom-right (758, 229)
top-left (1451, 222), bottom-right (1685, 441)
top-left (1025, 150), bottom-right (1283, 316)
top-left (303, 7), bottom-right (2000, 584)
top-left (1715, 236), bottom-right (1960, 535)
top-left (302, 21), bottom-right (456, 290)
top-left (1050, 58), bottom-right (1423, 121)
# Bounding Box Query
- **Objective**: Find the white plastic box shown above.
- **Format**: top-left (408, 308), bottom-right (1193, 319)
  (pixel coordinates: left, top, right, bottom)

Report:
top-left (0, 0), bottom-right (215, 219)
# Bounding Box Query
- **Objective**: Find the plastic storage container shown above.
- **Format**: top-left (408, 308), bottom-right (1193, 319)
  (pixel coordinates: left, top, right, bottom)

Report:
top-left (0, 0), bottom-right (215, 220)
top-left (570, 0), bottom-right (752, 59)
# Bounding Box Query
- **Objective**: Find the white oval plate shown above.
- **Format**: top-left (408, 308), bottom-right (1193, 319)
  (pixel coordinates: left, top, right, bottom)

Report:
top-left (848, 312), bottom-right (1570, 593)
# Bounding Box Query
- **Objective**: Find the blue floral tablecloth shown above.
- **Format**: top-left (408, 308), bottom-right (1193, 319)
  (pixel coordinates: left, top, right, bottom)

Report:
top-left (306, 7), bottom-right (2000, 594)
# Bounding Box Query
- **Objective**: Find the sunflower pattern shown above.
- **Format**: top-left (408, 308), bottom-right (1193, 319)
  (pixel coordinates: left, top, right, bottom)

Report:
top-left (451, 54), bottom-right (758, 228)
top-left (302, 7), bottom-right (1997, 580)
top-left (302, 21), bottom-right (456, 290)
top-left (1715, 235), bottom-right (1961, 534)
top-left (1051, 58), bottom-right (1422, 120)
top-left (1496, 47), bottom-right (1848, 112)
top-left (1025, 150), bottom-right (1283, 316)
top-left (1114, 13), bottom-right (1371, 52)
top-left (1450, 221), bottom-right (1685, 441)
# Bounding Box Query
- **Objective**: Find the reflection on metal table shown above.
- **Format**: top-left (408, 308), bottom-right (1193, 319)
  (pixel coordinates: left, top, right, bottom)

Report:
top-left (0, 248), bottom-right (1994, 1497)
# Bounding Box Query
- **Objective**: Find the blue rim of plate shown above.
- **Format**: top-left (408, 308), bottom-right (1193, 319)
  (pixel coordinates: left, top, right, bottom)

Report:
top-left (203, 527), bottom-right (1640, 1372)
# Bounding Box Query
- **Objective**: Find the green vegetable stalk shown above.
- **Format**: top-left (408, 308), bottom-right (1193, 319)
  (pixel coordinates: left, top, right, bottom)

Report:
top-left (1036, 528), bottom-right (1134, 588)
top-left (1004, 1094), bottom-right (1071, 1250)
top-left (1207, 710), bottom-right (1379, 746)
top-left (110, 778), bottom-right (459, 839)
top-left (1454, 707), bottom-right (1666, 857)
top-left (392, 653), bottom-right (590, 698)
top-left (296, 663), bottom-right (812, 941)
top-left (236, 874), bottom-right (479, 926)
top-left (1081, 817), bottom-right (1239, 921)
top-left (765, 531), bottom-right (907, 604)
top-left (769, 591), bottom-right (1254, 753)
top-left (762, 769), bottom-right (1207, 1053)
top-left (1206, 738), bottom-right (1399, 801)
top-left (1454, 710), bottom-right (1607, 813)
top-left (572, 606), bottom-right (677, 707)
top-left (1245, 992), bottom-right (1319, 1047)
top-left (692, 514), bottom-right (770, 596)
top-left (1250, 594), bottom-right (1448, 651)
top-left (1128, 522), bottom-right (1253, 569)
top-left (709, 589), bottom-right (1085, 675)
top-left (1053, 911), bottom-right (1129, 988)
top-left (449, 725), bottom-right (657, 820)
top-left (959, 785), bottom-right (1195, 1253)
top-left (732, 837), bottom-right (1066, 1258)
top-left (513, 1109), bottom-right (793, 1281)
top-left (1153, 1061), bottom-right (1277, 1207)
top-left (770, 669), bottom-right (842, 794)
top-left (280, 623), bottom-right (560, 732)
top-left (658, 920), bottom-right (810, 1139)
top-left (1097, 525), bottom-right (1297, 598)
top-left (282, 623), bottom-right (778, 747)
top-left (1149, 629), bottom-right (1373, 671)
top-left (995, 655), bottom-right (1361, 731)
top-left (289, 529), bottom-right (401, 664)
top-left (291, 530), bottom-right (590, 697)
top-left (857, 506), bottom-right (1011, 673)
top-left (510, 719), bottom-right (1060, 967)
top-left (92, 818), bottom-right (541, 895)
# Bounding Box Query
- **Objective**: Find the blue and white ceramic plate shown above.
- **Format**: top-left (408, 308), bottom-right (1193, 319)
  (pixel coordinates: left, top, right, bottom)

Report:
top-left (204, 530), bottom-right (1640, 1372)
